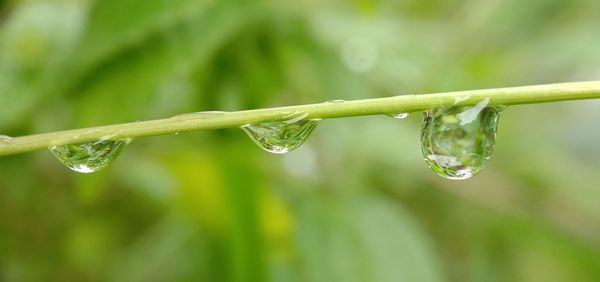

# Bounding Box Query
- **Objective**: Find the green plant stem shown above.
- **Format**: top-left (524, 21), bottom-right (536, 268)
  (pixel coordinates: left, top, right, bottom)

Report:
top-left (2, 81), bottom-right (600, 156)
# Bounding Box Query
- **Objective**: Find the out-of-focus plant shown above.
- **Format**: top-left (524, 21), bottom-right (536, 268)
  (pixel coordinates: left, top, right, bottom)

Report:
top-left (1, 0), bottom-right (600, 282)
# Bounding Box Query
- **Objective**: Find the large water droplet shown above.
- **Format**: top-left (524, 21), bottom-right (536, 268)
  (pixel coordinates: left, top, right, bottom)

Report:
top-left (49, 139), bottom-right (131, 173)
top-left (421, 99), bottom-right (501, 180)
top-left (387, 112), bottom-right (409, 119)
top-left (241, 114), bottom-right (320, 154)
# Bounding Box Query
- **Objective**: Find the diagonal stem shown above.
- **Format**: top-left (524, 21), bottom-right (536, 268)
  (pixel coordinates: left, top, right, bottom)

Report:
top-left (2, 81), bottom-right (600, 156)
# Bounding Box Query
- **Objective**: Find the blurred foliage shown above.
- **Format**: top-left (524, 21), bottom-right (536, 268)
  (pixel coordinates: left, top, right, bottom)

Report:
top-left (1, 0), bottom-right (600, 281)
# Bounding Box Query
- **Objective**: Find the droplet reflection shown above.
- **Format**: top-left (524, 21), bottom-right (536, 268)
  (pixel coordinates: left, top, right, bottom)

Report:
top-left (50, 139), bottom-right (131, 173)
top-left (421, 101), bottom-right (502, 180)
top-left (242, 113), bottom-right (320, 154)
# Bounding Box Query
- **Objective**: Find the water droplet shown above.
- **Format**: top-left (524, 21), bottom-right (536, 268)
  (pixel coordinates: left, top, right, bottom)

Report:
top-left (421, 100), bottom-right (501, 180)
top-left (170, 111), bottom-right (228, 119)
top-left (241, 114), bottom-right (320, 154)
top-left (387, 112), bottom-right (409, 119)
top-left (326, 99), bottom-right (346, 103)
top-left (49, 139), bottom-right (131, 173)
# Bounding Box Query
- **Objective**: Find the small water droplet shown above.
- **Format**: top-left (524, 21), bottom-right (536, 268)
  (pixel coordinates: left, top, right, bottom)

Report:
top-left (49, 139), bottom-right (131, 173)
top-left (171, 111), bottom-right (228, 119)
top-left (241, 114), bottom-right (320, 154)
top-left (421, 100), bottom-right (501, 180)
top-left (326, 100), bottom-right (346, 103)
top-left (387, 112), bottom-right (409, 119)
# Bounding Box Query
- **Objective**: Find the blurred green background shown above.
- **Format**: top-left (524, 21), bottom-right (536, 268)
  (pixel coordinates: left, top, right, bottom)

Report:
top-left (1, 0), bottom-right (600, 281)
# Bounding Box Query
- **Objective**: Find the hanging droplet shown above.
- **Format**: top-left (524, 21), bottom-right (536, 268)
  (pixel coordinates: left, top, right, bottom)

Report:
top-left (387, 112), bottom-right (409, 119)
top-left (241, 113), bottom-right (320, 154)
top-left (49, 139), bottom-right (131, 173)
top-left (421, 99), bottom-right (501, 180)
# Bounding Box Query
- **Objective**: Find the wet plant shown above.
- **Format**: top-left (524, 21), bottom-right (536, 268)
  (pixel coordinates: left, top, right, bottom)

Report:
top-left (1, 82), bottom-right (600, 178)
